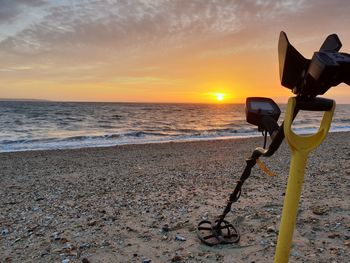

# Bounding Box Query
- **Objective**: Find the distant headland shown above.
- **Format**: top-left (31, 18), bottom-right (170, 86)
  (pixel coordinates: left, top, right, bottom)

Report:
top-left (0, 98), bottom-right (51, 102)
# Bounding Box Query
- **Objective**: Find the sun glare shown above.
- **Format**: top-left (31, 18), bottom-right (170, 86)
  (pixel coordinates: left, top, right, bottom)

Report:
top-left (205, 91), bottom-right (231, 103)
top-left (215, 93), bottom-right (225, 102)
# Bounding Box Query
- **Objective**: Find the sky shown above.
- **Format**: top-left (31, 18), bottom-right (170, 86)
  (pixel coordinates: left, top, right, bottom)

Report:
top-left (0, 0), bottom-right (349, 103)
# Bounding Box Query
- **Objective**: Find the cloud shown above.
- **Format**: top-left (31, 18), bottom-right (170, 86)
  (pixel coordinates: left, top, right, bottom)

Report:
top-left (0, 0), bottom-right (349, 76)
top-left (0, 0), bottom-right (349, 102)
top-left (0, 0), bottom-right (46, 22)
top-left (0, 1), bottom-right (244, 56)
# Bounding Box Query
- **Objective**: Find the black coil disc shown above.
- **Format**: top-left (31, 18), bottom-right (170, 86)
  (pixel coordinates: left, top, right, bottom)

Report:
top-left (197, 219), bottom-right (240, 246)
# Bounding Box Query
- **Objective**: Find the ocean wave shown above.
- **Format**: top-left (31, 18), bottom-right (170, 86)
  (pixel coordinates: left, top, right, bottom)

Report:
top-left (1, 102), bottom-right (349, 153)
top-left (124, 131), bottom-right (171, 137)
top-left (334, 118), bottom-right (350, 123)
top-left (0, 134), bottom-right (121, 145)
top-left (99, 125), bottom-right (118, 129)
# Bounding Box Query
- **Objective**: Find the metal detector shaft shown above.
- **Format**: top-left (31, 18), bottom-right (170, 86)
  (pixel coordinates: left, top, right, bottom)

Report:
top-left (215, 122), bottom-right (287, 228)
top-left (274, 97), bottom-right (335, 263)
top-left (198, 120), bottom-right (289, 246)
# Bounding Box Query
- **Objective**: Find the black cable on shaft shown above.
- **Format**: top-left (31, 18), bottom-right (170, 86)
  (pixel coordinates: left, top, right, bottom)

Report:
top-left (216, 122), bottom-right (287, 227)
top-left (263, 130), bottom-right (267, 148)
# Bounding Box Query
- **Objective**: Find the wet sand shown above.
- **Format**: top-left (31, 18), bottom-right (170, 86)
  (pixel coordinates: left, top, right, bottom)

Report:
top-left (0, 132), bottom-right (349, 262)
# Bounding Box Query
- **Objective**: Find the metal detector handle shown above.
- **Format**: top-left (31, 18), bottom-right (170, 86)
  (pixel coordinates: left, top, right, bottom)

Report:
top-left (253, 96), bottom-right (333, 158)
top-left (295, 97), bottom-right (334, 112)
top-left (274, 97), bottom-right (335, 263)
top-left (284, 97), bottom-right (335, 152)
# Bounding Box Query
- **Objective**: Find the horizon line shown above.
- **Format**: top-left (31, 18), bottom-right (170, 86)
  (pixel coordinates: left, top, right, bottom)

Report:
top-left (1, 98), bottom-right (349, 105)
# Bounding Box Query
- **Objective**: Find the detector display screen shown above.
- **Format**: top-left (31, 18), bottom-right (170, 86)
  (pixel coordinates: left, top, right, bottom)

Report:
top-left (250, 101), bottom-right (275, 111)
top-left (245, 97), bottom-right (281, 131)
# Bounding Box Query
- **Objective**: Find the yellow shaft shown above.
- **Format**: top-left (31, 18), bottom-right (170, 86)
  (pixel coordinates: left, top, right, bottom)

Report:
top-left (274, 97), bottom-right (335, 263)
top-left (274, 151), bottom-right (308, 263)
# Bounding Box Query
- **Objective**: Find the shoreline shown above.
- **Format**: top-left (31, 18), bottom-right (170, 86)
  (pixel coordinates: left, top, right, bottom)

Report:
top-left (1, 134), bottom-right (263, 155)
top-left (1, 130), bottom-right (350, 155)
top-left (1, 132), bottom-right (349, 262)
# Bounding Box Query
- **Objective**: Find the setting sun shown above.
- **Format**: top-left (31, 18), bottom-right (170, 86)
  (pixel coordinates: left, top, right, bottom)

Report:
top-left (204, 92), bottom-right (232, 103)
top-left (216, 93), bottom-right (225, 101)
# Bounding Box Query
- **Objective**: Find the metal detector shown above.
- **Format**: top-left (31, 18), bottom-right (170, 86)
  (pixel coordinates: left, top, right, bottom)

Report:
top-left (197, 31), bottom-right (350, 262)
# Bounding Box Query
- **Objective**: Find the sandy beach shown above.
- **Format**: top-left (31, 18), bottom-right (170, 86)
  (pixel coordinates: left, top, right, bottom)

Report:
top-left (1, 132), bottom-right (349, 263)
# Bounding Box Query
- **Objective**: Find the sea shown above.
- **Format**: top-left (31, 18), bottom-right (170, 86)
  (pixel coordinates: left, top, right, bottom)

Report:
top-left (1, 100), bottom-right (350, 152)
